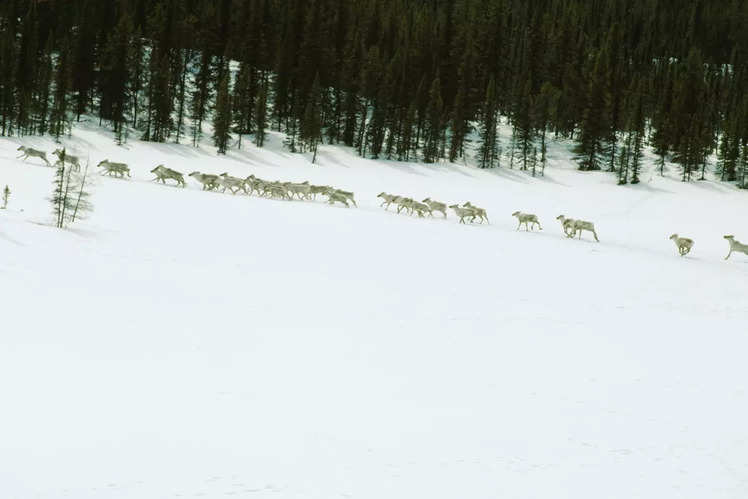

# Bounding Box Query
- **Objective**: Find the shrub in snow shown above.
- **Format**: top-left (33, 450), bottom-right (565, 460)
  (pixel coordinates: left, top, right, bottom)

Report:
top-left (49, 149), bottom-right (93, 228)
top-left (2, 185), bottom-right (9, 209)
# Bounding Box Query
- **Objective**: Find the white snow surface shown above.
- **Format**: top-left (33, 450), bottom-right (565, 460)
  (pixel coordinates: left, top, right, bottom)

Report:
top-left (1, 123), bottom-right (748, 499)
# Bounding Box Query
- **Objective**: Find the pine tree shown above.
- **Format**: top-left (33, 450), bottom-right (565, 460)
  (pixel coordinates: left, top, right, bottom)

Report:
top-left (671, 49), bottom-right (709, 182)
top-left (534, 82), bottom-right (560, 177)
top-left (513, 76), bottom-right (535, 171)
top-left (35, 36), bottom-right (54, 136)
top-left (283, 115), bottom-right (298, 153)
top-left (254, 76), bottom-right (268, 148)
top-left (51, 161), bottom-right (67, 228)
top-left (422, 75), bottom-right (443, 164)
top-left (232, 58), bottom-right (254, 148)
top-left (650, 66), bottom-right (673, 177)
top-left (213, 63), bottom-right (232, 154)
top-left (49, 149), bottom-right (75, 229)
top-left (478, 76), bottom-right (499, 169)
top-left (145, 51), bottom-right (173, 142)
top-left (366, 78), bottom-right (390, 159)
top-left (300, 73), bottom-right (323, 163)
top-left (15, 3), bottom-right (39, 135)
top-left (173, 9), bottom-right (197, 145)
top-left (190, 48), bottom-right (214, 146)
top-left (717, 127), bottom-right (739, 182)
top-left (143, 0), bottom-right (175, 145)
top-left (574, 52), bottom-right (609, 171)
top-left (739, 140), bottom-right (748, 189)
top-left (50, 38), bottom-right (73, 142)
top-left (0, 18), bottom-right (17, 136)
top-left (629, 91), bottom-right (645, 185)
top-left (448, 38), bottom-right (475, 163)
top-left (71, 6), bottom-right (97, 121)
top-left (398, 99), bottom-right (416, 162)
top-left (356, 46), bottom-right (383, 157)
top-left (100, 7), bottom-right (133, 144)
top-left (174, 46), bottom-right (195, 144)
top-left (341, 89), bottom-right (359, 147)
top-left (448, 78), bottom-right (470, 163)
top-left (129, 26), bottom-right (146, 130)
top-left (617, 139), bottom-right (630, 185)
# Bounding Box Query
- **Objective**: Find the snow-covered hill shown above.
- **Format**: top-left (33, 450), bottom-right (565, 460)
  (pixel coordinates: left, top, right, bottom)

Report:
top-left (1, 124), bottom-right (747, 499)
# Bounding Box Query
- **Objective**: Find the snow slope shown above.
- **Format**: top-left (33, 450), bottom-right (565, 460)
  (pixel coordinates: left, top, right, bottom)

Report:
top-left (1, 123), bottom-right (748, 499)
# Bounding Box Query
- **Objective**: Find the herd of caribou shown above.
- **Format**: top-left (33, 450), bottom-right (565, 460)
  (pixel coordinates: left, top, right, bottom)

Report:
top-left (180, 168), bottom-right (357, 207)
top-left (12, 144), bottom-right (748, 260)
top-left (17, 146), bottom-right (131, 178)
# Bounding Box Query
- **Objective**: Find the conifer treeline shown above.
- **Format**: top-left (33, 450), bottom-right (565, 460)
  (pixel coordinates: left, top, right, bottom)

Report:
top-left (1, 0), bottom-right (747, 185)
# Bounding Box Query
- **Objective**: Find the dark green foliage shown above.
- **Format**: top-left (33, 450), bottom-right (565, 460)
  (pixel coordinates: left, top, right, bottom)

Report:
top-left (574, 52), bottom-right (609, 172)
top-left (16, 3), bottom-right (39, 135)
top-left (99, 6), bottom-right (134, 144)
top-left (49, 37), bottom-right (73, 142)
top-left (232, 59), bottom-right (254, 147)
top-left (35, 36), bottom-right (53, 136)
top-left (478, 76), bottom-right (499, 169)
top-left (190, 47), bottom-right (214, 146)
top-left (254, 76), bottom-right (268, 148)
top-left (0, 0), bottom-right (746, 187)
top-left (422, 75), bottom-right (444, 164)
top-left (213, 63), bottom-right (232, 154)
top-left (142, 1), bottom-right (173, 143)
top-left (300, 73), bottom-right (323, 162)
top-left (739, 141), bottom-right (748, 189)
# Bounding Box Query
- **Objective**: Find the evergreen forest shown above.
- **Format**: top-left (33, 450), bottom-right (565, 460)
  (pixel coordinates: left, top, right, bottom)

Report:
top-left (1, 0), bottom-right (747, 185)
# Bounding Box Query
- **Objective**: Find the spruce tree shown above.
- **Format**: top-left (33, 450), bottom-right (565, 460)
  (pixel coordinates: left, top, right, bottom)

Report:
top-left (629, 113), bottom-right (645, 184)
top-left (190, 48), bottom-right (214, 146)
top-left (35, 36), bottom-right (54, 136)
top-left (71, 7), bottom-right (97, 121)
top-left (574, 52), bottom-right (609, 171)
top-left (449, 78), bottom-right (469, 163)
top-left (100, 7), bottom-right (133, 144)
top-left (398, 100), bottom-right (416, 162)
top-left (49, 149), bottom-right (75, 229)
top-left (254, 77), bottom-right (268, 148)
top-left (366, 75), bottom-right (390, 159)
top-left (15, 3), bottom-right (39, 135)
top-left (213, 63), bottom-right (232, 154)
top-left (145, 51), bottom-right (173, 142)
top-left (739, 140), bottom-right (748, 189)
top-left (534, 83), bottom-right (560, 177)
top-left (0, 18), bottom-right (18, 136)
top-left (300, 73), bottom-right (323, 163)
top-left (50, 37), bottom-right (72, 142)
top-left (617, 140), bottom-right (630, 185)
top-left (671, 49), bottom-right (708, 182)
top-left (478, 76), bottom-right (499, 169)
top-left (232, 58), bottom-right (254, 149)
top-left (129, 26), bottom-right (146, 130)
top-left (174, 46), bottom-right (195, 144)
top-left (422, 75), bottom-right (443, 164)
top-left (650, 67), bottom-right (673, 176)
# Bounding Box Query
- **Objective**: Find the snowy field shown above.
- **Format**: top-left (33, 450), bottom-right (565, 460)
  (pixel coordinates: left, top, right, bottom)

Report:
top-left (1, 124), bottom-right (748, 499)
